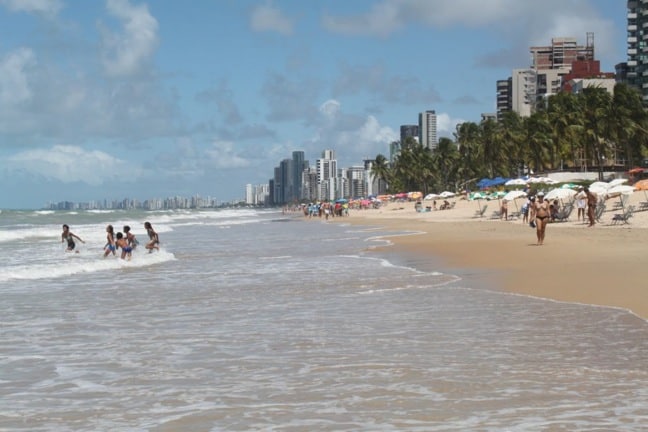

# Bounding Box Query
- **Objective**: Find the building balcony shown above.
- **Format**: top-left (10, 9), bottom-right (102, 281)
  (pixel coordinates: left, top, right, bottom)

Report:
top-left (630, 25), bottom-right (638, 31)
top-left (629, 36), bottom-right (638, 43)
top-left (628, 60), bottom-right (638, 66)
top-left (628, 12), bottom-right (637, 19)
top-left (630, 48), bottom-right (638, 55)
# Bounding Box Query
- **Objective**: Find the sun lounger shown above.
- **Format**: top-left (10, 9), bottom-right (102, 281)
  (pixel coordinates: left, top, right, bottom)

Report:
top-left (611, 205), bottom-right (635, 225)
top-left (473, 204), bottom-right (488, 218)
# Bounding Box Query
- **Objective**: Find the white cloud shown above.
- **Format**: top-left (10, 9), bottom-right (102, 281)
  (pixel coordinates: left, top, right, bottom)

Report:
top-left (0, 0), bottom-right (62, 17)
top-left (99, 0), bottom-right (159, 77)
top-left (204, 140), bottom-right (252, 169)
top-left (8, 145), bottom-right (140, 185)
top-left (250, 3), bottom-right (293, 35)
top-left (0, 48), bottom-right (35, 105)
top-left (322, 0), bottom-right (619, 64)
top-left (436, 112), bottom-right (465, 137)
top-left (311, 113), bottom-right (397, 163)
top-left (319, 99), bottom-right (340, 120)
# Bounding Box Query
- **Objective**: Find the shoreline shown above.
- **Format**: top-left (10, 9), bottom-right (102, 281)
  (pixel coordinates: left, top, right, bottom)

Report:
top-left (332, 195), bottom-right (648, 320)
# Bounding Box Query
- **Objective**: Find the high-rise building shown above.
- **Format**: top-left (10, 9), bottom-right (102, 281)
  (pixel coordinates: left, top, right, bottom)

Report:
top-left (316, 150), bottom-right (337, 201)
top-left (511, 69), bottom-right (535, 117)
top-left (496, 78), bottom-right (512, 120)
top-left (531, 34), bottom-right (594, 103)
top-left (418, 110), bottom-right (438, 150)
top-left (291, 151), bottom-right (308, 201)
top-left (627, 1), bottom-right (648, 102)
top-left (399, 125), bottom-right (419, 148)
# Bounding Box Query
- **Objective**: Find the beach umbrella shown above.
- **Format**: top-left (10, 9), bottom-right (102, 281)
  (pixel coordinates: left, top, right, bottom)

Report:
top-left (608, 178), bottom-right (628, 187)
top-left (440, 191), bottom-right (456, 198)
top-left (634, 179), bottom-right (648, 191)
top-left (503, 190), bottom-right (527, 201)
top-left (424, 193), bottom-right (440, 201)
top-left (545, 187), bottom-right (576, 201)
top-left (505, 178), bottom-right (527, 186)
top-left (589, 181), bottom-right (610, 190)
top-left (606, 185), bottom-right (635, 201)
top-left (502, 190), bottom-right (527, 212)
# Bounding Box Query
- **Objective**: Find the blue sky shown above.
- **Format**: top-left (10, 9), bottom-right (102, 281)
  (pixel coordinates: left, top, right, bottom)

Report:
top-left (0, 0), bottom-right (627, 209)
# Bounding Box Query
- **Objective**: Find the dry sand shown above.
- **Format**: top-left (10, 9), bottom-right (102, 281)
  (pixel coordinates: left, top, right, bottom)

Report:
top-left (336, 191), bottom-right (648, 320)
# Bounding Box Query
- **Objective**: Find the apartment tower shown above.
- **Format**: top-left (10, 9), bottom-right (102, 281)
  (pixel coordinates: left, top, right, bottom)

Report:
top-left (627, 1), bottom-right (648, 103)
top-left (418, 110), bottom-right (438, 150)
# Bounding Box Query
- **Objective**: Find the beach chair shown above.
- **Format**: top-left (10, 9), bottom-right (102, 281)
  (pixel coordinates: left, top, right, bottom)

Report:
top-left (473, 204), bottom-right (488, 218)
top-left (611, 205), bottom-right (635, 225)
top-left (490, 209), bottom-right (502, 219)
top-left (554, 204), bottom-right (574, 222)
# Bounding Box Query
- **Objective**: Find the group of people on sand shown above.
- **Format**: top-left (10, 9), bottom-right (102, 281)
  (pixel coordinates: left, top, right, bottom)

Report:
top-left (61, 222), bottom-right (159, 260)
top-left (526, 185), bottom-right (597, 246)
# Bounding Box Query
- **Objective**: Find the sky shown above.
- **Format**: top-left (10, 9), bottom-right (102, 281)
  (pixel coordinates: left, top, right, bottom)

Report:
top-left (0, 0), bottom-right (628, 209)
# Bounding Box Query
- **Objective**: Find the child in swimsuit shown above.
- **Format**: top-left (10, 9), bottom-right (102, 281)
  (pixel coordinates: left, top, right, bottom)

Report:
top-left (115, 232), bottom-right (132, 260)
top-left (123, 225), bottom-right (138, 250)
top-left (61, 224), bottom-right (85, 252)
top-left (104, 224), bottom-right (116, 258)
top-left (144, 222), bottom-right (159, 252)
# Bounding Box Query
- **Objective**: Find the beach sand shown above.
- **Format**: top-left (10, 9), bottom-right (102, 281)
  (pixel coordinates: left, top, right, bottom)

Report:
top-left (337, 191), bottom-right (648, 320)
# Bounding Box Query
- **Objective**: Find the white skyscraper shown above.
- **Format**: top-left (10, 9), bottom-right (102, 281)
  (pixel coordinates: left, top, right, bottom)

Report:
top-left (418, 110), bottom-right (438, 150)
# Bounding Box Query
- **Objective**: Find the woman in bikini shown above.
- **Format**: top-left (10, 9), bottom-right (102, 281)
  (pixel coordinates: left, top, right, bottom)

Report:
top-left (530, 192), bottom-right (550, 245)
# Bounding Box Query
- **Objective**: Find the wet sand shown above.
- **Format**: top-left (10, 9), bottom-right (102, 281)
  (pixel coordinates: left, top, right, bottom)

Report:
top-left (337, 193), bottom-right (648, 319)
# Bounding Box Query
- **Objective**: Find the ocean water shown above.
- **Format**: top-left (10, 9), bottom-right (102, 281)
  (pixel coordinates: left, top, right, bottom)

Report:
top-left (0, 208), bottom-right (647, 431)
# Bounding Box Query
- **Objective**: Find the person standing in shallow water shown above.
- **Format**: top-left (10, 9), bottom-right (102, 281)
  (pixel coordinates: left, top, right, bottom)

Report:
top-left (144, 222), bottom-right (159, 252)
top-left (123, 225), bottom-right (138, 250)
top-left (529, 192), bottom-right (550, 246)
top-left (115, 232), bottom-right (132, 260)
top-left (61, 224), bottom-right (85, 252)
top-left (103, 224), bottom-right (116, 258)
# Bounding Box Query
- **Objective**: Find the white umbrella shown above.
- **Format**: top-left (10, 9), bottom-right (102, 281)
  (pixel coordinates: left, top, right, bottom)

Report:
top-left (589, 181), bottom-right (610, 190)
top-left (607, 185), bottom-right (635, 196)
top-left (608, 178), bottom-right (628, 188)
top-left (440, 191), bottom-right (456, 198)
top-left (545, 188), bottom-right (576, 201)
top-left (503, 190), bottom-right (527, 212)
top-left (424, 193), bottom-right (440, 200)
top-left (505, 178), bottom-right (527, 186)
top-left (503, 190), bottom-right (527, 201)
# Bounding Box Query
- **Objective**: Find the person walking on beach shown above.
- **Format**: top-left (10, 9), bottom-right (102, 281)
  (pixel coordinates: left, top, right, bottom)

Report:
top-left (103, 224), bottom-right (116, 258)
top-left (115, 232), bottom-right (132, 260)
top-left (529, 192), bottom-right (550, 245)
top-left (144, 222), bottom-right (159, 252)
top-left (61, 224), bottom-right (85, 252)
top-left (584, 187), bottom-right (597, 227)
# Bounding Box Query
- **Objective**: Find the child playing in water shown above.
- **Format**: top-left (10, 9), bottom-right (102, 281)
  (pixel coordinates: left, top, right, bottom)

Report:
top-left (61, 224), bottom-right (85, 253)
top-left (103, 224), bottom-right (116, 258)
top-left (115, 232), bottom-right (132, 260)
top-left (144, 222), bottom-right (159, 252)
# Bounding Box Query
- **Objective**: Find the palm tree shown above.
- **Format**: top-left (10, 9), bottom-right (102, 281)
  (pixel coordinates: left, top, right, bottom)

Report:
top-left (370, 154), bottom-right (391, 194)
